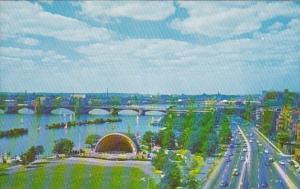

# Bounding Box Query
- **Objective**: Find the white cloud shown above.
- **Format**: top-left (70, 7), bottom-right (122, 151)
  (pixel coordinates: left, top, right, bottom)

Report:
top-left (170, 2), bottom-right (300, 37)
top-left (0, 1), bottom-right (113, 42)
top-left (268, 22), bottom-right (284, 32)
top-left (80, 1), bottom-right (175, 21)
top-left (0, 47), bottom-right (70, 64)
top-left (71, 18), bottom-right (300, 93)
top-left (17, 37), bottom-right (39, 46)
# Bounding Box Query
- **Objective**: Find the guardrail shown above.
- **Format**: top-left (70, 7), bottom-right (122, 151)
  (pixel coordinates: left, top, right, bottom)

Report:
top-left (254, 128), bottom-right (293, 157)
top-left (237, 126), bottom-right (251, 189)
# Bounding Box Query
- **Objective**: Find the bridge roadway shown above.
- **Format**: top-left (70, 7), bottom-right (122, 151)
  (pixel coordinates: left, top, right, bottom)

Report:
top-left (0, 104), bottom-right (211, 115)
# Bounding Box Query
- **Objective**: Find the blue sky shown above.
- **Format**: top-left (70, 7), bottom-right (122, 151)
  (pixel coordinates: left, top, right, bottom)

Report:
top-left (0, 1), bottom-right (299, 94)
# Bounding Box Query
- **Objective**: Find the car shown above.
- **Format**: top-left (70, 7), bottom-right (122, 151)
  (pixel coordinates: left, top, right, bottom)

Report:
top-left (233, 169), bottom-right (239, 176)
top-left (249, 139), bottom-right (253, 143)
top-left (260, 182), bottom-right (268, 188)
top-left (268, 157), bottom-right (274, 163)
top-left (240, 156), bottom-right (245, 161)
top-left (264, 149), bottom-right (269, 154)
top-left (219, 180), bottom-right (228, 187)
top-left (279, 161), bottom-right (285, 165)
top-left (225, 158), bottom-right (231, 162)
top-left (242, 148), bottom-right (247, 152)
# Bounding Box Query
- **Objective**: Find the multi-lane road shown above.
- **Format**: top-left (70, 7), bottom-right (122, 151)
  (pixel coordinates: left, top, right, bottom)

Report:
top-left (206, 117), bottom-right (246, 189)
top-left (207, 116), bottom-right (300, 188)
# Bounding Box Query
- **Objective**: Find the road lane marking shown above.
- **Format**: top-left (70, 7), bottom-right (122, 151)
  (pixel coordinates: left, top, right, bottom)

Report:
top-left (273, 162), bottom-right (297, 189)
top-left (237, 126), bottom-right (251, 189)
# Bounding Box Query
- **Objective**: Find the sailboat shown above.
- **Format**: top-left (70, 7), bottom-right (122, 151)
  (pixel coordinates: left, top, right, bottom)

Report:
top-left (64, 122), bottom-right (68, 129)
top-left (150, 117), bottom-right (161, 126)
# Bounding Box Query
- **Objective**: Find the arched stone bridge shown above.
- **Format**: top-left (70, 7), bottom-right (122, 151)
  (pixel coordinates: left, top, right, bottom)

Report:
top-left (0, 104), bottom-right (210, 115)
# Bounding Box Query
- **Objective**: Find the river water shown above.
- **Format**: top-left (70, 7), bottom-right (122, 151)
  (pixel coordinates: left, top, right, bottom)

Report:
top-left (0, 109), bottom-right (164, 156)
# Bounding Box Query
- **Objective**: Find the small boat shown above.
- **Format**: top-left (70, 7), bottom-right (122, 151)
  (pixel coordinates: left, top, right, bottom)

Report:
top-left (150, 117), bottom-right (161, 126)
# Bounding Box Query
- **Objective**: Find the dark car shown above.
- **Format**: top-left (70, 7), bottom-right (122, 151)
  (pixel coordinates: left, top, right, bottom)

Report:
top-left (219, 180), bottom-right (228, 187)
top-left (260, 182), bottom-right (268, 188)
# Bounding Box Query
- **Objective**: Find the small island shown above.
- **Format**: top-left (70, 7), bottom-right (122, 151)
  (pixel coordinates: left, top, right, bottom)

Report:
top-left (0, 128), bottom-right (28, 138)
top-left (46, 117), bottom-right (122, 129)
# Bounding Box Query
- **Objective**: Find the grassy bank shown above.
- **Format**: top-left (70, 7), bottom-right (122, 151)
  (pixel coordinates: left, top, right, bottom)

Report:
top-left (0, 164), bottom-right (157, 189)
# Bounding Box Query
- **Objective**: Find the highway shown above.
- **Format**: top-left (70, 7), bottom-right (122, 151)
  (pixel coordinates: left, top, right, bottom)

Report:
top-left (241, 121), bottom-right (300, 189)
top-left (206, 116), bottom-right (300, 188)
top-left (208, 117), bottom-right (245, 189)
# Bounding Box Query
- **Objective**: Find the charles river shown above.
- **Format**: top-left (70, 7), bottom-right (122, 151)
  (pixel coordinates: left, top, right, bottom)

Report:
top-left (0, 107), bottom-right (167, 157)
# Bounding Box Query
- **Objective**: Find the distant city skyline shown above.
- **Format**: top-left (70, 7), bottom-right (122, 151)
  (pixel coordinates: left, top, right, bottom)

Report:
top-left (0, 1), bottom-right (299, 94)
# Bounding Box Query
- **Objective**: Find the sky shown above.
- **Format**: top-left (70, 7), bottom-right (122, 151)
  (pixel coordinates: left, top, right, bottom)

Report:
top-left (0, 1), bottom-right (299, 95)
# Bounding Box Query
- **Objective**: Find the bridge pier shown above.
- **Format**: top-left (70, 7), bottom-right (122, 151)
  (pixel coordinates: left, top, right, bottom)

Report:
top-left (138, 109), bottom-right (145, 116)
top-left (42, 107), bottom-right (53, 114)
top-left (5, 106), bottom-right (18, 114)
top-left (110, 108), bottom-right (119, 116)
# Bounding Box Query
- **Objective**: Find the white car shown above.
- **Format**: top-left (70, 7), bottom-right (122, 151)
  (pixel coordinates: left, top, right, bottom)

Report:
top-left (242, 148), bottom-right (247, 152)
top-left (264, 149), bottom-right (269, 154)
top-left (279, 161), bottom-right (285, 165)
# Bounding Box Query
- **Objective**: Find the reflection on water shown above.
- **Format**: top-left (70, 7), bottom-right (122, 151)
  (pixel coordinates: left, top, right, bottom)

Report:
top-left (0, 112), bottom-right (162, 156)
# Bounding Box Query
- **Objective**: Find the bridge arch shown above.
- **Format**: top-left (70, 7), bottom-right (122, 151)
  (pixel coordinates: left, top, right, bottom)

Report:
top-left (118, 109), bottom-right (139, 115)
top-left (51, 108), bottom-right (74, 115)
top-left (18, 108), bottom-right (34, 114)
top-left (89, 108), bottom-right (110, 115)
top-left (144, 110), bottom-right (166, 116)
top-left (94, 133), bottom-right (137, 154)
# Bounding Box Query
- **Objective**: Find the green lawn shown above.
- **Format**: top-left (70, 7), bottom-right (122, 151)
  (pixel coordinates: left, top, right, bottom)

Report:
top-left (0, 164), bottom-right (157, 189)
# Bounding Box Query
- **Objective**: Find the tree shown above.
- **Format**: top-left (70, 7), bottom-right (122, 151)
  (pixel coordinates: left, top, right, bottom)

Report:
top-left (21, 145), bottom-right (44, 165)
top-left (35, 145), bottom-right (44, 155)
top-left (219, 116), bottom-right (231, 144)
top-left (160, 112), bottom-right (176, 149)
top-left (85, 134), bottom-right (101, 148)
top-left (160, 160), bottom-right (181, 189)
top-left (277, 131), bottom-right (289, 147)
top-left (183, 174), bottom-right (199, 189)
top-left (260, 109), bottom-right (274, 136)
top-left (152, 149), bottom-right (167, 170)
top-left (243, 101), bottom-right (254, 121)
top-left (142, 131), bottom-right (156, 151)
top-left (278, 106), bottom-right (291, 131)
top-left (53, 138), bottom-right (74, 155)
